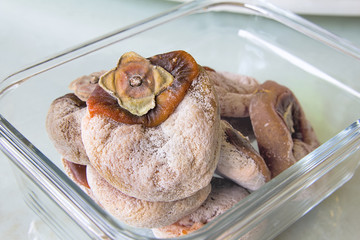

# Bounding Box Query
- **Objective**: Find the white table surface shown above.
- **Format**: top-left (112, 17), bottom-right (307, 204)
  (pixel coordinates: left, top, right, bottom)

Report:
top-left (1, 0), bottom-right (360, 239)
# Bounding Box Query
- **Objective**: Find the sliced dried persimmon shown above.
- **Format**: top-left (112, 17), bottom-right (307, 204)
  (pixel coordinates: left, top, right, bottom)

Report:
top-left (249, 80), bottom-right (320, 177)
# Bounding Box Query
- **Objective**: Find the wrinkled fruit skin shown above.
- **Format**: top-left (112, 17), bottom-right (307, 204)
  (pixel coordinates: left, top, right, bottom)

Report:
top-left (249, 80), bottom-right (320, 177)
top-left (46, 93), bottom-right (89, 165)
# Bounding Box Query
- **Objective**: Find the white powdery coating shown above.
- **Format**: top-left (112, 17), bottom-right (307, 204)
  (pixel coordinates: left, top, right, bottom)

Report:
top-left (216, 121), bottom-right (267, 191)
top-left (81, 69), bottom-right (221, 202)
top-left (208, 70), bottom-right (259, 118)
top-left (152, 178), bottom-right (249, 238)
top-left (86, 166), bottom-right (211, 228)
top-left (46, 95), bottom-right (89, 165)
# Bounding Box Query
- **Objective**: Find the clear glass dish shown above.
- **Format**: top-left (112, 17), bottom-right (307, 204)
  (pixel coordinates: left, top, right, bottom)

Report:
top-left (1, 0), bottom-right (360, 239)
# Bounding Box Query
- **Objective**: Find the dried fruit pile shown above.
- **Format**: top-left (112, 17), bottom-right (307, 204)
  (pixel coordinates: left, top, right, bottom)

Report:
top-left (46, 50), bottom-right (319, 238)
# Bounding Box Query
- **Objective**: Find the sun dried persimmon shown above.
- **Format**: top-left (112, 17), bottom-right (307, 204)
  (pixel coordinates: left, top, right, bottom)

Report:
top-left (249, 80), bottom-right (320, 177)
top-left (87, 50), bottom-right (199, 127)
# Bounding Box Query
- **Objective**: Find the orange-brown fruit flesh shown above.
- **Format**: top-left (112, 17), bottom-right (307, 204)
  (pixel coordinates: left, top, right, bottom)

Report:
top-left (63, 159), bottom-right (89, 189)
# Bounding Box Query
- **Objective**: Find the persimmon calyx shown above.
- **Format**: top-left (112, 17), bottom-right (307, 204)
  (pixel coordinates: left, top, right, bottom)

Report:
top-left (99, 52), bottom-right (174, 116)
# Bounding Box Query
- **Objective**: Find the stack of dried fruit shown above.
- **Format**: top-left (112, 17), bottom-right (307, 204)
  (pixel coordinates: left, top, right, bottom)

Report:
top-left (46, 50), bottom-right (319, 238)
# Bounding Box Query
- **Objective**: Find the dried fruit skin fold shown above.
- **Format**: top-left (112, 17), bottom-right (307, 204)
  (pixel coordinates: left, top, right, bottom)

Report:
top-left (249, 80), bottom-right (319, 177)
